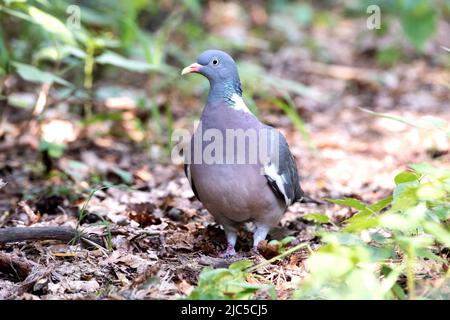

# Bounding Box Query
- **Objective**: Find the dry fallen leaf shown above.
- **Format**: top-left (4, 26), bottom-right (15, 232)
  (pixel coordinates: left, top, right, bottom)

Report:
top-left (176, 279), bottom-right (193, 295)
top-left (18, 201), bottom-right (40, 224)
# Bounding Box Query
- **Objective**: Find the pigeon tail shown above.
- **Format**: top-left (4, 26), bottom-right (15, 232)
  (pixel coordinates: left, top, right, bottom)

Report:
top-left (297, 195), bottom-right (325, 205)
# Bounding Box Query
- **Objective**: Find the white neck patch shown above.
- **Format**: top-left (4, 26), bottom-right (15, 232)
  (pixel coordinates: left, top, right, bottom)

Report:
top-left (230, 93), bottom-right (251, 114)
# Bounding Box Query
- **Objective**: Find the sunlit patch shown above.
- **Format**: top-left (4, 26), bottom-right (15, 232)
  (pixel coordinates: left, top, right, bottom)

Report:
top-left (40, 119), bottom-right (78, 144)
top-left (105, 96), bottom-right (136, 110)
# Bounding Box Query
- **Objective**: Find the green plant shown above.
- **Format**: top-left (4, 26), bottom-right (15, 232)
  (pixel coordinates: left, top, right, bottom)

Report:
top-left (188, 260), bottom-right (275, 300)
top-left (346, 0), bottom-right (440, 51)
top-left (0, 1), bottom-right (159, 104)
top-left (189, 242), bottom-right (309, 300)
top-left (38, 139), bottom-right (66, 158)
top-left (296, 164), bottom-right (449, 299)
top-left (267, 236), bottom-right (297, 254)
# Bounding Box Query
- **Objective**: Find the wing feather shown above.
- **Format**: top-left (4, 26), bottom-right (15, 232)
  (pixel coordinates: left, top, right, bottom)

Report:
top-left (263, 128), bottom-right (304, 206)
top-left (184, 163), bottom-right (201, 201)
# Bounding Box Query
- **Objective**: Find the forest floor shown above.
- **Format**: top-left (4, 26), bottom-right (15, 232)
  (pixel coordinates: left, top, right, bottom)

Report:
top-left (0, 17), bottom-right (449, 299)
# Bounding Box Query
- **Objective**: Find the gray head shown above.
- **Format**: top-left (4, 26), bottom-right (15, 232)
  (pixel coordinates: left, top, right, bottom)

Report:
top-left (182, 50), bottom-right (242, 104)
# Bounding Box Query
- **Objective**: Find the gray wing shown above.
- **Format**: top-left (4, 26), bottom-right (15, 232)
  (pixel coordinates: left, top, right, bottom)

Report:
top-left (184, 163), bottom-right (201, 201)
top-left (262, 127), bottom-right (304, 206)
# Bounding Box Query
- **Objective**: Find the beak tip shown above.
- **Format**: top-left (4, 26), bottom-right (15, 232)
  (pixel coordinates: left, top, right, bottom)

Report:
top-left (181, 63), bottom-right (201, 76)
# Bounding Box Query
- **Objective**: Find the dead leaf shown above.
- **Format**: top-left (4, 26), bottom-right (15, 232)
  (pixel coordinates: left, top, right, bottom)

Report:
top-left (127, 203), bottom-right (160, 227)
top-left (176, 279), bottom-right (193, 295)
top-left (66, 279), bottom-right (100, 293)
top-left (18, 201), bottom-right (40, 224)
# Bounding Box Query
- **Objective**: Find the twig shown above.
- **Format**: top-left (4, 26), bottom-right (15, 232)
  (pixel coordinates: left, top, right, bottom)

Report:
top-left (0, 226), bottom-right (104, 248)
top-left (247, 242), bottom-right (309, 273)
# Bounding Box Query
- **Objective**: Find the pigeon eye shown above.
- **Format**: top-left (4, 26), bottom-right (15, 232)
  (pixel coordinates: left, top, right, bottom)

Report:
top-left (212, 58), bottom-right (219, 66)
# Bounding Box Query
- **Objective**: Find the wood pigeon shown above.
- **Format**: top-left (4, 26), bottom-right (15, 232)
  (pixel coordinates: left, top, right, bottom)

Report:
top-left (181, 50), bottom-right (313, 256)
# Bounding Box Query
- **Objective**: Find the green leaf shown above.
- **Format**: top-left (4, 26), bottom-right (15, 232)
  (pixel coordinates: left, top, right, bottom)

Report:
top-left (367, 245), bottom-right (396, 261)
top-left (303, 212), bottom-right (331, 224)
top-left (27, 6), bottom-right (76, 45)
top-left (321, 232), bottom-right (364, 246)
top-left (391, 283), bottom-right (407, 300)
top-left (0, 6), bottom-right (33, 21)
top-left (268, 239), bottom-right (280, 246)
top-left (76, 5), bottom-right (115, 27)
top-left (281, 236), bottom-right (296, 246)
top-left (38, 140), bottom-right (66, 158)
top-left (110, 167), bottom-right (133, 184)
top-left (33, 45), bottom-right (86, 64)
top-left (95, 51), bottom-right (157, 73)
top-left (326, 198), bottom-right (367, 210)
top-left (0, 27), bottom-right (9, 69)
top-left (343, 217), bottom-right (380, 232)
top-left (431, 206), bottom-right (450, 221)
top-left (381, 266), bottom-right (406, 300)
top-left (423, 222), bottom-right (450, 247)
top-left (416, 248), bottom-right (447, 264)
top-left (7, 93), bottom-right (35, 109)
top-left (368, 196), bottom-right (394, 213)
top-left (400, 0), bottom-right (437, 50)
top-left (12, 62), bottom-right (71, 86)
top-left (346, 196), bottom-right (393, 223)
top-left (229, 260), bottom-right (253, 271)
top-left (391, 182), bottom-right (419, 212)
top-left (394, 171), bottom-right (420, 185)
top-left (409, 163), bottom-right (450, 179)
top-left (370, 232), bottom-right (389, 244)
top-left (376, 46), bottom-right (403, 68)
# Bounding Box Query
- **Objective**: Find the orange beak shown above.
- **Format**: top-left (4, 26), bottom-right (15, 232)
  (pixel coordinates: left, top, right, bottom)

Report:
top-left (181, 62), bottom-right (202, 76)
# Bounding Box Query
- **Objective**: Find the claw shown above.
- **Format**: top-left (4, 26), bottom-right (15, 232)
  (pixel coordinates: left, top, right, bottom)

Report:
top-left (220, 244), bottom-right (237, 258)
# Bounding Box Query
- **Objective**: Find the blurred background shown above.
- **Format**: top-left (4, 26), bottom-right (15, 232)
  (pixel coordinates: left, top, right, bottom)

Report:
top-left (0, 0), bottom-right (449, 300)
top-left (1, 0), bottom-right (449, 200)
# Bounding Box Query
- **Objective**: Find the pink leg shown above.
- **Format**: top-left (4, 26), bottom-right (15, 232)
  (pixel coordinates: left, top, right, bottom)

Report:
top-left (220, 229), bottom-right (237, 257)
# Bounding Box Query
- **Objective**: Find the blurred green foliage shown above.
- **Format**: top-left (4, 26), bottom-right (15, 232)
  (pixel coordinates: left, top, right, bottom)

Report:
top-left (0, 0), bottom-right (446, 161)
top-left (188, 260), bottom-right (276, 300)
top-left (347, 0), bottom-right (443, 50)
top-left (296, 163), bottom-right (449, 299)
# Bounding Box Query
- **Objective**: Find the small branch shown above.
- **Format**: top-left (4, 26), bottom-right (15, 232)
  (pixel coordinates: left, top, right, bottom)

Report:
top-left (0, 226), bottom-right (104, 248)
top-left (247, 242), bottom-right (309, 273)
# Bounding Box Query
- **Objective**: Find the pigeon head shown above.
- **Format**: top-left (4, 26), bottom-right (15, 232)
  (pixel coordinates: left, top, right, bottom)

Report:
top-left (182, 50), bottom-right (242, 104)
